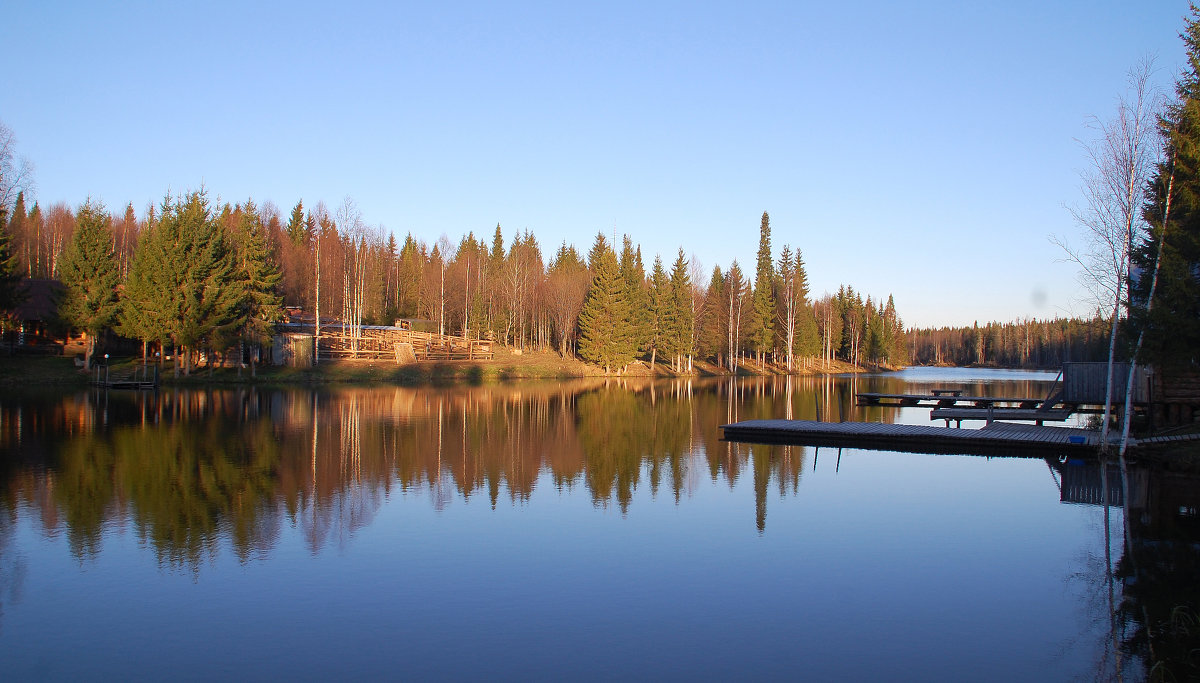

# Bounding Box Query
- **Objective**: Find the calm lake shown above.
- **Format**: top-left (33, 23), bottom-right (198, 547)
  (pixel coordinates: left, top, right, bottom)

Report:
top-left (0, 368), bottom-right (1193, 681)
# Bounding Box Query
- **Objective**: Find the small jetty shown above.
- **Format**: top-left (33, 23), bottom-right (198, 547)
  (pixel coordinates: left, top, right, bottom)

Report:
top-left (720, 420), bottom-right (1099, 457)
top-left (91, 363), bottom-right (158, 390)
top-left (855, 390), bottom-right (1079, 426)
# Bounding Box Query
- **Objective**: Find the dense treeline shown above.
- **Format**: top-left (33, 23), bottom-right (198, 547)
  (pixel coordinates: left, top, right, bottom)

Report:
top-left (0, 159), bottom-right (910, 373)
top-left (906, 316), bottom-right (1111, 368)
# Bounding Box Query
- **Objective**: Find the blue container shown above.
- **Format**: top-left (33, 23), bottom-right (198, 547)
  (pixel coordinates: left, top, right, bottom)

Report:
top-left (1068, 435), bottom-right (1086, 445)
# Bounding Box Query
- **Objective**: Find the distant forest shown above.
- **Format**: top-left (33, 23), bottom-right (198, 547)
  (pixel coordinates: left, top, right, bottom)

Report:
top-left (0, 177), bottom-right (1112, 372)
top-left (906, 317), bottom-right (1110, 369)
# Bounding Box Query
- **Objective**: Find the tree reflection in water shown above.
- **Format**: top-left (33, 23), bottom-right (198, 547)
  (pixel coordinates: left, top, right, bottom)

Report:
top-left (1, 376), bottom-right (1196, 679)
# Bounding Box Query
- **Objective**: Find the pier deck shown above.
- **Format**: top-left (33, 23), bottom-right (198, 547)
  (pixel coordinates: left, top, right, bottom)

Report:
top-left (720, 419), bottom-right (1100, 456)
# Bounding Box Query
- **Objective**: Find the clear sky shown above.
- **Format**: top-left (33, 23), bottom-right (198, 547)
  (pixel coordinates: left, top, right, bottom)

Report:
top-left (1, 1), bottom-right (1188, 327)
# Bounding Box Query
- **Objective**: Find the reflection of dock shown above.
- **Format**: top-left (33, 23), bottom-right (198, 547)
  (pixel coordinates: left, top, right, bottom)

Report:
top-left (720, 419), bottom-right (1099, 456)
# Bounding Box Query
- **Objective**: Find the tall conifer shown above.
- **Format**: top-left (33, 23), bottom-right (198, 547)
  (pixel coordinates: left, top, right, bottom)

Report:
top-left (578, 236), bottom-right (632, 373)
top-left (234, 200), bottom-right (283, 375)
top-left (285, 200), bottom-right (307, 246)
top-left (57, 200), bottom-right (121, 369)
top-left (0, 203), bottom-right (25, 319)
top-left (750, 211), bottom-right (776, 363)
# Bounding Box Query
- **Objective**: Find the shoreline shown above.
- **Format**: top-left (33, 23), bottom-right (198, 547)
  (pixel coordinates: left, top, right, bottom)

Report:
top-left (0, 349), bottom-right (886, 388)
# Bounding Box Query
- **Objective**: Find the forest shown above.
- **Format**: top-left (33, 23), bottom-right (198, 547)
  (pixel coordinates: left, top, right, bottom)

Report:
top-left (0, 117), bottom-right (1125, 375)
top-left (0, 171), bottom-right (929, 374)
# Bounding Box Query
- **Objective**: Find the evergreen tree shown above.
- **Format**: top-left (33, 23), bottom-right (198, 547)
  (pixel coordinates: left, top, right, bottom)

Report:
top-left (124, 191), bottom-right (244, 376)
top-left (0, 203), bottom-right (25, 320)
top-left (666, 249), bottom-right (694, 372)
top-left (119, 216), bottom-right (160, 362)
top-left (8, 191), bottom-right (26, 276)
top-left (233, 199), bottom-right (283, 375)
top-left (578, 237), bottom-right (633, 373)
top-left (750, 211), bottom-right (776, 364)
top-left (285, 200), bottom-right (307, 246)
top-left (647, 255), bottom-right (669, 368)
top-left (57, 200), bottom-right (121, 369)
top-left (1130, 7), bottom-right (1200, 369)
top-left (618, 236), bottom-right (650, 357)
top-left (696, 265), bottom-right (726, 363)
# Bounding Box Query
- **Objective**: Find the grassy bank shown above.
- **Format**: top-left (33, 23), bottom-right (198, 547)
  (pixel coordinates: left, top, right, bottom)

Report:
top-left (1, 347), bottom-right (879, 388)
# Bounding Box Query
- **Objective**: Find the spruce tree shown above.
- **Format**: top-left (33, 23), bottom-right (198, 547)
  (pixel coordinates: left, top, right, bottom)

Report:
top-left (750, 211), bottom-right (776, 364)
top-left (578, 239), bottom-right (632, 373)
top-left (119, 217), bottom-right (161, 362)
top-left (647, 255), bottom-right (668, 368)
top-left (234, 200), bottom-right (283, 375)
top-left (666, 249), bottom-right (694, 372)
top-left (618, 236), bottom-right (650, 357)
top-left (124, 191), bottom-right (244, 376)
top-left (285, 200), bottom-right (307, 246)
top-left (0, 205), bottom-right (24, 318)
top-left (1130, 6), bottom-right (1200, 369)
top-left (57, 200), bottom-right (121, 369)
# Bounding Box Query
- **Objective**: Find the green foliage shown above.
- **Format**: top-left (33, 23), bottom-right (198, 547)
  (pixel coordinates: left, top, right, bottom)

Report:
top-left (0, 203), bottom-right (23, 316)
top-left (233, 200), bottom-right (284, 350)
top-left (695, 265), bottom-right (726, 359)
top-left (664, 249), bottom-right (694, 366)
top-left (750, 211), bottom-right (776, 356)
top-left (647, 255), bottom-right (669, 360)
top-left (285, 200), bottom-right (307, 246)
top-left (122, 191), bottom-right (245, 371)
top-left (578, 238), bottom-right (634, 372)
top-left (56, 200), bottom-right (121, 363)
top-left (1129, 6), bottom-right (1200, 369)
top-left (618, 236), bottom-right (650, 354)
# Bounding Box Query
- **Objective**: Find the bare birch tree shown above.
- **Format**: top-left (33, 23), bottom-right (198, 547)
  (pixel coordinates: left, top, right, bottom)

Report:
top-left (0, 121), bottom-right (34, 215)
top-left (1055, 58), bottom-right (1160, 449)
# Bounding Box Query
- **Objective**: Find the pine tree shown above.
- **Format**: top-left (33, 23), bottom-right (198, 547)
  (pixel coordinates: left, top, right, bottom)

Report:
top-left (0, 204), bottom-right (25, 319)
top-left (647, 255), bottom-right (669, 368)
top-left (285, 200), bottom-right (307, 246)
top-left (8, 191), bottom-right (26, 277)
top-left (618, 236), bottom-right (649, 357)
top-left (124, 191), bottom-right (244, 376)
top-left (234, 199), bottom-right (283, 375)
top-left (578, 237), bottom-right (633, 373)
top-left (119, 216), bottom-right (160, 362)
top-left (1130, 7), bottom-right (1200, 370)
top-left (696, 265), bottom-right (726, 364)
top-left (56, 200), bottom-right (121, 369)
top-left (666, 249), bottom-right (694, 372)
top-left (750, 211), bottom-right (775, 364)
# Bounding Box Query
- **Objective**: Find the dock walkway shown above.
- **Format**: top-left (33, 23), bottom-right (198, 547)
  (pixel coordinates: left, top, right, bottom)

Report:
top-left (720, 419), bottom-right (1100, 456)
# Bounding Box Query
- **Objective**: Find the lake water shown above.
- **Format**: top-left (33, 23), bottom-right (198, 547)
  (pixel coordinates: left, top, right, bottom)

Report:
top-left (0, 369), bottom-right (1190, 681)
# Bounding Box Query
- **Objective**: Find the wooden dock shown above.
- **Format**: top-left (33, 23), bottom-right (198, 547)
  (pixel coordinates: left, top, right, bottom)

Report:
top-left (856, 389), bottom-right (1088, 426)
top-left (720, 419), bottom-right (1100, 457)
top-left (91, 363), bottom-right (159, 390)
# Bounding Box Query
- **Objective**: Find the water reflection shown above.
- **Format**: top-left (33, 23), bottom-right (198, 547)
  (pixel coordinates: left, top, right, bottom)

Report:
top-left (1, 375), bottom-right (1196, 679)
top-left (0, 374), bottom-right (1074, 564)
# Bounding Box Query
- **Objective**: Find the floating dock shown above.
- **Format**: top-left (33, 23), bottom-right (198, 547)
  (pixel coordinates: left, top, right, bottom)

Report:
top-left (856, 389), bottom-right (1080, 425)
top-left (720, 419), bottom-right (1101, 457)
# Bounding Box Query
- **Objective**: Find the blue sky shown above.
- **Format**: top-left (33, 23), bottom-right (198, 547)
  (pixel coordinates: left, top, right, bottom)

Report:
top-left (1, 1), bottom-right (1188, 326)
